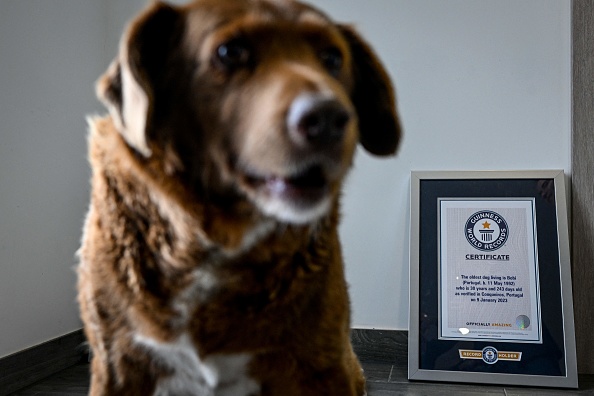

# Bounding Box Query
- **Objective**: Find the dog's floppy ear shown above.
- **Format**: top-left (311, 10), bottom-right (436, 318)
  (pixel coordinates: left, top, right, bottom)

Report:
top-left (96, 3), bottom-right (182, 157)
top-left (339, 25), bottom-right (402, 156)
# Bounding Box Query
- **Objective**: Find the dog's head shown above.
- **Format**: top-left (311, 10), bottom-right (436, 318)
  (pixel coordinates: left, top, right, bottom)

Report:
top-left (97, 0), bottom-right (401, 225)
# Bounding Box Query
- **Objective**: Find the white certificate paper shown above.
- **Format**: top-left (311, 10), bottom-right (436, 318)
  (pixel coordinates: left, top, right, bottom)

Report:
top-left (438, 199), bottom-right (542, 343)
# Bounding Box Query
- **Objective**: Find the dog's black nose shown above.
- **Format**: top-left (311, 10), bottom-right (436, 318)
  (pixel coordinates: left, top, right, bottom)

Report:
top-left (288, 96), bottom-right (351, 147)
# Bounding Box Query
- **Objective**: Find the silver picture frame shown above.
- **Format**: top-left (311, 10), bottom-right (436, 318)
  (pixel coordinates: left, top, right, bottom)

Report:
top-left (408, 170), bottom-right (577, 388)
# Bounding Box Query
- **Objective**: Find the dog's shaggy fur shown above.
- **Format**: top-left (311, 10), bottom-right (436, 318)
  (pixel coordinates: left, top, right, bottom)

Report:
top-left (78, 0), bottom-right (400, 394)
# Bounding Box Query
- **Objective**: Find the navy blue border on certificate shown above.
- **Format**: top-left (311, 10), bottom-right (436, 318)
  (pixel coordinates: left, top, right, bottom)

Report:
top-left (418, 178), bottom-right (566, 376)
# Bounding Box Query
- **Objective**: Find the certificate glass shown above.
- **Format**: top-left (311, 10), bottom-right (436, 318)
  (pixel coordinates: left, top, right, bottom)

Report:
top-left (408, 171), bottom-right (577, 388)
top-left (439, 199), bottom-right (541, 344)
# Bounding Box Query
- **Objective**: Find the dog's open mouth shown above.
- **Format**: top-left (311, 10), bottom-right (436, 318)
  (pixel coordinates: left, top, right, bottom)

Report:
top-left (244, 164), bottom-right (330, 206)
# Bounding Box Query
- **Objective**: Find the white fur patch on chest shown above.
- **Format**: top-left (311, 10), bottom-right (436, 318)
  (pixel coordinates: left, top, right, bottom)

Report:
top-left (134, 333), bottom-right (260, 396)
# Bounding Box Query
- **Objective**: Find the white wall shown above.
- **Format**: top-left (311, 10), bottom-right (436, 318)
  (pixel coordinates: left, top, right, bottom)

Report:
top-left (0, 0), bottom-right (571, 358)
top-left (0, 1), bottom-right (106, 358)
top-left (319, 0), bottom-right (572, 329)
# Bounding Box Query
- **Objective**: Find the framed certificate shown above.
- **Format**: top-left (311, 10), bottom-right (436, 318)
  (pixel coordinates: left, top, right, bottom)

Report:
top-left (408, 170), bottom-right (577, 388)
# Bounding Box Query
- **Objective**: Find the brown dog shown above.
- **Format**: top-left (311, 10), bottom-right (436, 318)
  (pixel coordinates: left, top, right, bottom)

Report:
top-left (78, 0), bottom-right (400, 394)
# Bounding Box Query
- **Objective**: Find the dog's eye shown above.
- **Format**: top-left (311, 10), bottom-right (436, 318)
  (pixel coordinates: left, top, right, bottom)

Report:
top-left (320, 47), bottom-right (343, 76)
top-left (215, 38), bottom-right (252, 70)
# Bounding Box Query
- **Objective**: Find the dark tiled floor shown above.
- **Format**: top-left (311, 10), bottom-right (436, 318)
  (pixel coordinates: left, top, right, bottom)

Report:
top-left (9, 363), bottom-right (89, 395)
top-left (363, 361), bottom-right (594, 395)
top-left (10, 360), bottom-right (594, 395)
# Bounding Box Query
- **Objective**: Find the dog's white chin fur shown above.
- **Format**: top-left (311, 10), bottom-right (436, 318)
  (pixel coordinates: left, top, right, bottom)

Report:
top-left (257, 195), bottom-right (332, 225)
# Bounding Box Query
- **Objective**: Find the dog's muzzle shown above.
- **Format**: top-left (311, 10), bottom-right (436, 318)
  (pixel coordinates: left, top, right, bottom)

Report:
top-left (287, 93), bottom-right (352, 150)
top-left (238, 92), bottom-right (355, 224)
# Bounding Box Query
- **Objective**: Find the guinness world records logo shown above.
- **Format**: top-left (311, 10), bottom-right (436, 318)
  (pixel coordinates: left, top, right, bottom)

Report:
top-left (465, 210), bottom-right (509, 251)
top-left (482, 346), bottom-right (499, 364)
